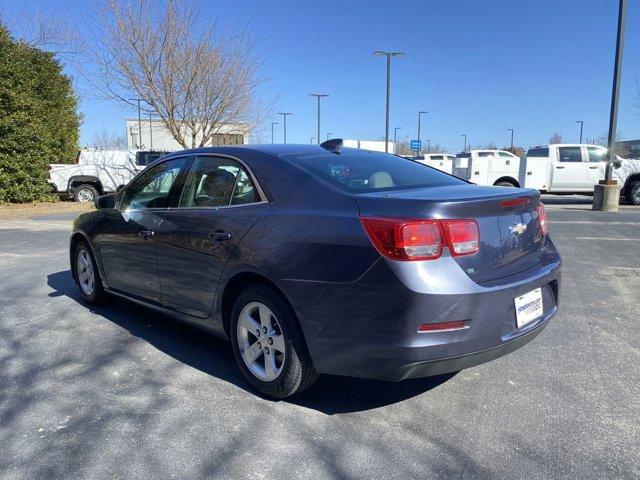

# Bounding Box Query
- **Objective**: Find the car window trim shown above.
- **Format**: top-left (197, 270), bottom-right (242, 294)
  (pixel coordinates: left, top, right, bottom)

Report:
top-left (171, 153), bottom-right (269, 211)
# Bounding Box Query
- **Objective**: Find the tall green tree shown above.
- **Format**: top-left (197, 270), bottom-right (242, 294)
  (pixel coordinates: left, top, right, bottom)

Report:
top-left (0, 23), bottom-right (80, 203)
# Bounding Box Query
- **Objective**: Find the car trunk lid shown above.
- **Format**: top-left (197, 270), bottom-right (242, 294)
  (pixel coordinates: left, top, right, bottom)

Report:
top-left (354, 185), bottom-right (546, 283)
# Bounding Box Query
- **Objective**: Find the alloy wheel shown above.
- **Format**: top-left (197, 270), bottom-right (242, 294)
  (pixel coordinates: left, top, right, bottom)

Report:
top-left (76, 248), bottom-right (95, 296)
top-left (236, 302), bottom-right (286, 381)
top-left (77, 188), bottom-right (95, 202)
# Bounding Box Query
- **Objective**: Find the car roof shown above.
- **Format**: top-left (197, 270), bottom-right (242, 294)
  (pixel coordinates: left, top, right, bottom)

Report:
top-left (161, 143), bottom-right (330, 159)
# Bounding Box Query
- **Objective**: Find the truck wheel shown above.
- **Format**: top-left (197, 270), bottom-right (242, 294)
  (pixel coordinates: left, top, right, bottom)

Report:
top-left (73, 184), bottom-right (99, 203)
top-left (626, 182), bottom-right (640, 206)
top-left (495, 181), bottom-right (515, 188)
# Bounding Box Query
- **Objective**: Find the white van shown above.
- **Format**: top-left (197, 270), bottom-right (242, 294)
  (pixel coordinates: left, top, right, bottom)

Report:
top-left (414, 154), bottom-right (455, 174)
top-left (452, 150), bottom-right (521, 187)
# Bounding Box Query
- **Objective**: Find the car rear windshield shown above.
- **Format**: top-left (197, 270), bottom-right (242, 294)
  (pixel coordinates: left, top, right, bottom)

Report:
top-left (527, 147), bottom-right (549, 157)
top-left (284, 149), bottom-right (464, 193)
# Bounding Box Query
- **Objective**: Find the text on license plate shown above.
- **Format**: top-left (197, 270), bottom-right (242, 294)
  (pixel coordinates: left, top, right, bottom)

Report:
top-left (514, 287), bottom-right (543, 328)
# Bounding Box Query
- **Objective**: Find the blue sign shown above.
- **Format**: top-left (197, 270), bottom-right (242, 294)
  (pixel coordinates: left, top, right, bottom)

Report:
top-left (410, 139), bottom-right (422, 150)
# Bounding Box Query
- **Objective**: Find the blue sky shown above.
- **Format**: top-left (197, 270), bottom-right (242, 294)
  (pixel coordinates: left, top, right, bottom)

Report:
top-left (3, 0), bottom-right (640, 150)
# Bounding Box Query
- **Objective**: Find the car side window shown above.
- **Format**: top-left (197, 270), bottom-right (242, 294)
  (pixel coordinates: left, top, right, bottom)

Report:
top-left (587, 147), bottom-right (607, 163)
top-left (431, 155), bottom-right (443, 160)
top-left (478, 152), bottom-right (494, 158)
top-left (180, 157), bottom-right (261, 208)
top-left (120, 158), bottom-right (186, 211)
top-left (558, 147), bottom-right (583, 162)
top-left (499, 152), bottom-right (514, 158)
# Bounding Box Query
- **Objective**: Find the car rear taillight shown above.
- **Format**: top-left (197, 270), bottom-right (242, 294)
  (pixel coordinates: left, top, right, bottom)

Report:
top-left (360, 217), bottom-right (479, 261)
top-left (360, 217), bottom-right (442, 261)
top-left (440, 220), bottom-right (480, 256)
top-left (536, 204), bottom-right (548, 236)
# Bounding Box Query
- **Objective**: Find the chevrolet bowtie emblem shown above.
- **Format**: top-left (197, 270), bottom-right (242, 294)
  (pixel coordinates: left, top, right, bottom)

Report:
top-left (510, 223), bottom-right (527, 235)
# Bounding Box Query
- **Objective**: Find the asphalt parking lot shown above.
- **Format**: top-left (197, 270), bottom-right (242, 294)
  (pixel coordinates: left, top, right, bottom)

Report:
top-left (0, 197), bottom-right (638, 479)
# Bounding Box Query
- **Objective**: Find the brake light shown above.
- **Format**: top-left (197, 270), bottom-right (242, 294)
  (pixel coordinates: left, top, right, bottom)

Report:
top-left (536, 203), bottom-right (548, 236)
top-left (418, 320), bottom-right (470, 332)
top-left (360, 217), bottom-right (442, 260)
top-left (360, 217), bottom-right (479, 261)
top-left (500, 197), bottom-right (529, 208)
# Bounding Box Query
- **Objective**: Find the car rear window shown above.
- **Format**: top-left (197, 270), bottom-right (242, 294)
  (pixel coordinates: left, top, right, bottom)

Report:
top-left (285, 149), bottom-right (464, 193)
top-left (527, 147), bottom-right (549, 157)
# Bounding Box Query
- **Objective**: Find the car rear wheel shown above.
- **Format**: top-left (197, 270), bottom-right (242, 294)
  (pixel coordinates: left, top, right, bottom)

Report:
top-left (73, 184), bottom-right (98, 203)
top-left (626, 182), bottom-right (640, 206)
top-left (230, 284), bottom-right (317, 398)
top-left (75, 241), bottom-right (107, 303)
top-left (495, 181), bottom-right (516, 188)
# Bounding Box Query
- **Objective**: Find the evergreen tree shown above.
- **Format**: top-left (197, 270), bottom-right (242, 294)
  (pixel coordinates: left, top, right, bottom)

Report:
top-left (0, 23), bottom-right (80, 202)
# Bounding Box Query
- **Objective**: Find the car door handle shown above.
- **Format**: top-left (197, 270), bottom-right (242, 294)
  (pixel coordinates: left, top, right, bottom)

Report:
top-left (556, 166), bottom-right (565, 169)
top-left (138, 230), bottom-right (155, 241)
top-left (589, 166), bottom-right (599, 169)
top-left (209, 231), bottom-right (232, 242)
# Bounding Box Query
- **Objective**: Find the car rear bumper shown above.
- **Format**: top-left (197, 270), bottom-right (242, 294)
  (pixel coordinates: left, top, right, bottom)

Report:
top-left (283, 240), bottom-right (561, 381)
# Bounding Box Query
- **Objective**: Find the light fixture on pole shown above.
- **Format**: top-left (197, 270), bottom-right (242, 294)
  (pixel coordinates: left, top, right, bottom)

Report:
top-left (309, 94), bottom-right (329, 144)
top-left (326, 132), bottom-right (334, 140)
top-left (278, 113), bottom-right (292, 144)
top-left (373, 50), bottom-right (405, 153)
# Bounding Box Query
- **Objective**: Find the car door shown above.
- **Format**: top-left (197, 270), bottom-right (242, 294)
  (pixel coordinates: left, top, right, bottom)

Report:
top-left (586, 146), bottom-right (607, 187)
top-left (549, 146), bottom-right (588, 191)
top-left (155, 155), bottom-right (269, 318)
top-left (99, 156), bottom-right (189, 303)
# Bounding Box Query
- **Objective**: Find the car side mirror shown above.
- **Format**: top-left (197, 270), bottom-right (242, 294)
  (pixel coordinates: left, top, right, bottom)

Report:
top-left (95, 193), bottom-right (116, 210)
top-left (116, 184), bottom-right (125, 192)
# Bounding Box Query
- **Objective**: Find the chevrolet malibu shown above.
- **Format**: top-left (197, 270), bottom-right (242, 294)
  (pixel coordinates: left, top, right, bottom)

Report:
top-left (70, 141), bottom-right (561, 398)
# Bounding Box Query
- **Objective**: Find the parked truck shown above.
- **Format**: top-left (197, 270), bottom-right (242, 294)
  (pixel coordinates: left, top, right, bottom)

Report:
top-left (452, 144), bottom-right (640, 205)
top-left (48, 150), bottom-right (166, 202)
top-left (414, 153), bottom-right (456, 174)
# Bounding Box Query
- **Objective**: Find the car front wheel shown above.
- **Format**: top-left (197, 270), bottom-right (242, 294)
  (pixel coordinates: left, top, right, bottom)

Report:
top-left (230, 284), bottom-right (317, 399)
top-left (74, 241), bottom-right (107, 303)
top-left (73, 184), bottom-right (98, 203)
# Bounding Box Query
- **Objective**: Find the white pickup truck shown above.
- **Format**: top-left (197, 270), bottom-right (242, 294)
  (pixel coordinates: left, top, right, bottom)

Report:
top-left (452, 144), bottom-right (640, 205)
top-left (48, 149), bottom-right (166, 202)
top-left (414, 153), bottom-right (455, 174)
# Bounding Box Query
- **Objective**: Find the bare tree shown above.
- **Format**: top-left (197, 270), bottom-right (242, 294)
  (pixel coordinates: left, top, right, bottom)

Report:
top-left (85, 0), bottom-right (268, 148)
top-left (90, 126), bottom-right (126, 149)
top-left (549, 132), bottom-right (563, 144)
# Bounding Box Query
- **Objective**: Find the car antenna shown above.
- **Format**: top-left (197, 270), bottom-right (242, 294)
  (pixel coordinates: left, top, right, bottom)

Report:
top-left (320, 138), bottom-right (343, 154)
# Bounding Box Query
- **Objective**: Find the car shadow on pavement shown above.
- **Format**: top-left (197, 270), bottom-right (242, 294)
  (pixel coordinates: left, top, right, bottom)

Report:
top-left (47, 270), bottom-right (455, 414)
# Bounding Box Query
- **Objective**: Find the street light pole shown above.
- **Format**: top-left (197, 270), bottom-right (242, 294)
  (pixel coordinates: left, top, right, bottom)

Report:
top-left (130, 98), bottom-right (144, 148)
top-left (394, 127), bottom-right (401, 144)
top-left (508, 128), bottom-right (514, 149)
top-left (271, 122), bottom-right (278, 144)
top-left (310, 137), bottom-right (315, 144)
top-left (278, 113), bottom-right (292, 144)
top-left (417, 111), bottom-right (427, 154)
top-left (373, 51), bottom-right (405, 153)
top-left (149, 113), bottom-right (153, 150)
top-left (309, 94), bottom-right (329, 144)
top-left (426, 139), bottom-right (431, 153)
top-left (461, 134), bottom-right (467, 151)
top-left (605, 0), bottom-right (627, 184)
top-left (576, 120), bottom-right (584, 143)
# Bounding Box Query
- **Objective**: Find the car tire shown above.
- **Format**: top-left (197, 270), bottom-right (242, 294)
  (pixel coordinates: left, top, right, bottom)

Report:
top-left (73, 184), bottom-right (99, 203)
top-left (74, 241), bottom-right (107, 304)
top-left (230, 284), bottom-right (318, 399)
top-left (494, 181), bottom-right (515, 188)
top-left (625, 182), bottom-right (640, 206)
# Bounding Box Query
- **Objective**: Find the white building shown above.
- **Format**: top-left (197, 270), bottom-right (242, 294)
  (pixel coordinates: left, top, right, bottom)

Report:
top-left (343, 139), bottom-right (397, 153)
top-left (125, 118), bottom-right (250, 151)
